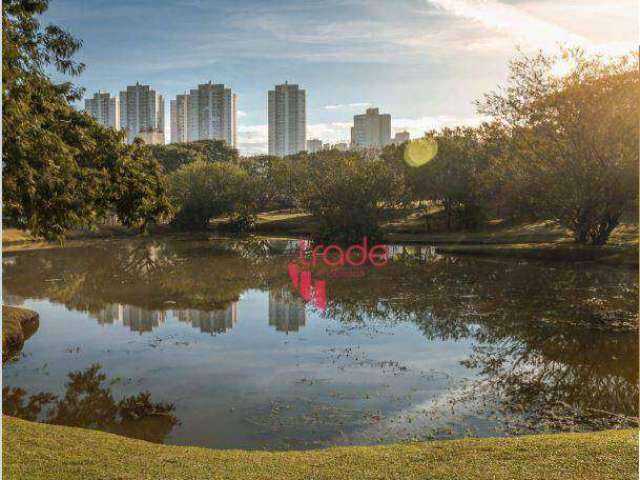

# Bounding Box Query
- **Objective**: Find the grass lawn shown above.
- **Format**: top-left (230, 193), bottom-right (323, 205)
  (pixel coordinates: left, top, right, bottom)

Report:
top-left (2, 228), bottom-right (39, 243)
top-left (253, 209), bottom-right (317, 235)
top-left (251, 213), bottom-right (639, 266)
top-left (3, 417), bottom-right (637, 480)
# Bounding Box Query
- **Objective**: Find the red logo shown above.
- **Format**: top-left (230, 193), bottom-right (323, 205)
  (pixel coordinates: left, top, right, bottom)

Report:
top-left (287, 238), bottom-right (389, 310)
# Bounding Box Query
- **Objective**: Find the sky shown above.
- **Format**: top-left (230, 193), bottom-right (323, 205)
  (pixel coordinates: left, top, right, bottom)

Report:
top-left (43, 0), bottom-right (638, 154)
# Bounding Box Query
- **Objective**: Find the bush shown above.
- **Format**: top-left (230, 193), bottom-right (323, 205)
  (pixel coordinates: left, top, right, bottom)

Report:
top-left (297, 153), bottom-right (405, 244)
top-left (168, 161), bottom-right (254, 230)
top-left (150, 140), bottom-right (238, 173)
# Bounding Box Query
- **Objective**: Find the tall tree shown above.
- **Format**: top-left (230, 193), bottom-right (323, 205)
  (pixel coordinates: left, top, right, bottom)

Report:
top-left (478, 48), bottom-right (639, 245)
top-left (2, 0), bottom-right (170, 240)
top-left (406, 128), bottom-right (488, 230)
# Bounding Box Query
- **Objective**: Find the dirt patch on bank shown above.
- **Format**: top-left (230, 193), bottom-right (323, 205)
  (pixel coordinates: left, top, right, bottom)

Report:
top-left (2, 305), bottom-right (39, 362)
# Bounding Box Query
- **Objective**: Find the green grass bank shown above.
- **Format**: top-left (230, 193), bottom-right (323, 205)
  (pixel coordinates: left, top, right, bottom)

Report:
top-left (3, 417), bottom-right (637, 480)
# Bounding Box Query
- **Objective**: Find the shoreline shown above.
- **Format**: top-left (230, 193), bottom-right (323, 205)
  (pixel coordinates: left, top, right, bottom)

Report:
top-left (4, 225), bottom-right (638, 267)
top-left (2, 306), bottom-right (40, 362)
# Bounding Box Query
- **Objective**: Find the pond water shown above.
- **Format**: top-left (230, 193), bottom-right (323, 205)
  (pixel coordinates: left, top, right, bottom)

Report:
top-left (2, 237), bottom-right (638, 450)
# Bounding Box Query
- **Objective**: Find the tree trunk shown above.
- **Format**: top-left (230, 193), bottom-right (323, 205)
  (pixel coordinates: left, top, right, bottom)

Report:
top-left (589, 218), bottom-right (619, 246)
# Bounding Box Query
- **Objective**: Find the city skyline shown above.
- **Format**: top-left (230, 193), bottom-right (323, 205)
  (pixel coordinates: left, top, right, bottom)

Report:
top-left (86, 83), bottom-right (407, 152)
top-left (45, 0), bottom-right (636, 153)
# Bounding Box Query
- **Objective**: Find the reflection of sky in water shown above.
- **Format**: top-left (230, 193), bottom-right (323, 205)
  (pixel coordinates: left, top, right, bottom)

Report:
top-left (3, 240), bottom-right (637, 450)
top-left (4, 291), bottom-right (481, 450)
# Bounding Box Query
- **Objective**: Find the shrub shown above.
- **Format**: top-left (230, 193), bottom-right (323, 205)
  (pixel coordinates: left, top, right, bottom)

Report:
top-left (168, 161), bottom-right (254, 230)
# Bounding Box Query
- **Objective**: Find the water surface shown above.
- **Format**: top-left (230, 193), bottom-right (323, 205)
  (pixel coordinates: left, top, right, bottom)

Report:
top-left (3, 238), bottom-right (637, 449)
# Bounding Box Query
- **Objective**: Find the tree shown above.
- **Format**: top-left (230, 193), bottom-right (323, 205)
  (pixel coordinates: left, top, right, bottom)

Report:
top-left (2, 0), bottom-right (170, 240)
top-left (110, 139), bottom-right (173, 231)
top-left (407, 128), bottom-right (489, 230)
top-left (297, 152), bottom-right (405, 244)
top-left (239, 155), bottom-right (296, 210)
top-left (150, 140), bottom-right (239, 173)
top-left (168, 161), bottom-right (254, 229)
top-left (478, 48), bottom-right (639, 245)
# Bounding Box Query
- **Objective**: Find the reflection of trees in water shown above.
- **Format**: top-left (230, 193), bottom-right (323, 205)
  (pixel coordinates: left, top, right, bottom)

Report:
top-left (118, 241), bottom-right (179, 280)
top-left (4, 241), bottom-right (638, 431)
top-left (3, 238), bottom-right (293, 316)
top-left (322, 253), bottom-right (638, 431)
top-left (3, 364), bottom-right (178, 443)
top-left (461, 323), bottom-right (638, 431)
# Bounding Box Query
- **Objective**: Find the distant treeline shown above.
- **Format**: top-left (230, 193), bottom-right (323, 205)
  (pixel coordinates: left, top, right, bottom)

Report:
top-left (153, 47), bottom-right (639, 245)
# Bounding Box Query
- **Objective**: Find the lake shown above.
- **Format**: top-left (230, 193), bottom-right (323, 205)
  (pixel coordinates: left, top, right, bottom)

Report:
top-left (2, 237), bottom-right (637, 450)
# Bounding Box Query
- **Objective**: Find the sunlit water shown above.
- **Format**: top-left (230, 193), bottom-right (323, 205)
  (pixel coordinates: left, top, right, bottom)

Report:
top-left (3, 237), bottom-right (638, 450)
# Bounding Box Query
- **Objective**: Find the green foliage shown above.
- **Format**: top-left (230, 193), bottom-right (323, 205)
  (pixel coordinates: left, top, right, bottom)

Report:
top-left (478, 48), bottom-right (639, 245)
top-left (150, 140), bottom-right (239, 173)
top-left (168, 161), bottom-right (255, 230)
top-left (2, 0), bottom-right (170, 240)
top-left (401, 128), bottom-right (490, 230)
top-left (296, 153), bottom-right (406, 244)
top-left (111, 140), bottom-right (173, 231)
top-left (239, 155), bottom-right (297, 209)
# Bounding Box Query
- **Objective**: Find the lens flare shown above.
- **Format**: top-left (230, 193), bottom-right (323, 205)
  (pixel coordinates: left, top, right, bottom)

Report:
top-left (403, 137), bottom-right (438, 168)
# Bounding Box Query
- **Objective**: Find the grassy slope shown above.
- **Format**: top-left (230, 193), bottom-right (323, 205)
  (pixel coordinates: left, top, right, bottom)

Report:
top-left (4, 417), bottom-right (637, 480)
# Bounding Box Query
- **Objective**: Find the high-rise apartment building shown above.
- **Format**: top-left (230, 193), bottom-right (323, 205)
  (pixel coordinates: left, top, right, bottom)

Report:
top-left (306, 138), bottom-right (323, 153)
top-left (268, 83), bottom-right (306, 156)
top-left (392, 130), bottom-right (411, 144)
top-left (137, 129), bottom-right (165, 145)
top-left (170, 82), bottom-right (237, 147)
top-left (84, 91), bottom-right (120, 129)
top-left (119, 83), bottom-right (164, 144)
top-left (351, 108), bottom-right (391, 148)
top-left (170, 94), bottom-right (191, 144)
top-left (189, 82), bottom-right (237, 146)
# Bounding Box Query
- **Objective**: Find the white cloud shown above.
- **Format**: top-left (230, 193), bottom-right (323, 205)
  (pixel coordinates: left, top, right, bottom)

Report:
top-left (392, 114), bottom-right (489, 139)
top-left (425, 0), bottom-right (588, 50)
top-left (324, 102), bottom-right (371, 110)
top-left (237, 122), bottom-right (353, 155)
top-left (307, 122), bottom-right (352, 143)
top-left (238, 124), bottom-right (268, 154)
top-left (424, 0), bottom-right (635, 57)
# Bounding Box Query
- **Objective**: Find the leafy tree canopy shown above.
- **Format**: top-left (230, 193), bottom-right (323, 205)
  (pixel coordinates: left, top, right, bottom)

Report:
top-left (2, 0), bottom-right (170, 240)
top-left (478, 48), bottom-right (639, 244)
top-left (296, 153), bottom-right (406, 244)
top-left (168, 160), bottom-right (255, 230)
top-left (150, 140), bottom-right (239, 173)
